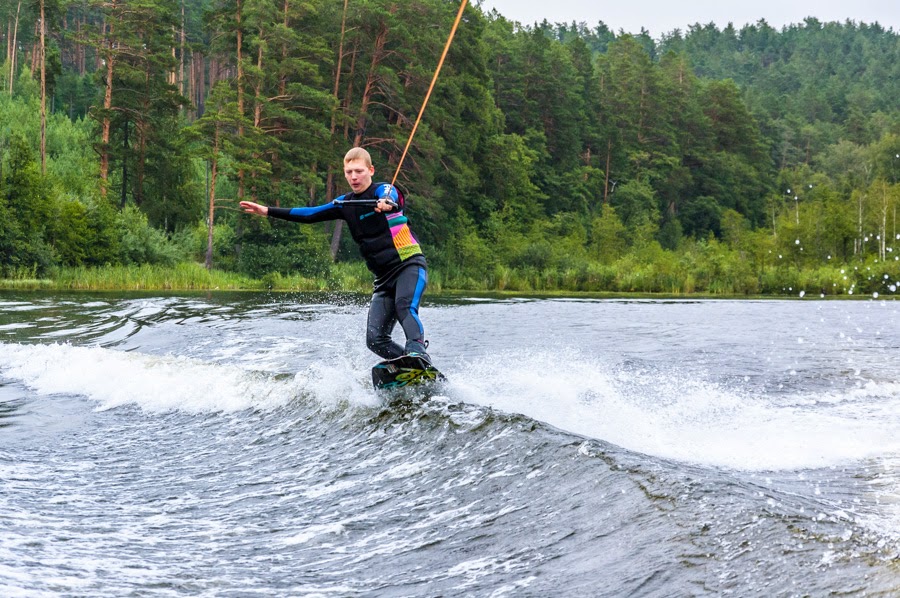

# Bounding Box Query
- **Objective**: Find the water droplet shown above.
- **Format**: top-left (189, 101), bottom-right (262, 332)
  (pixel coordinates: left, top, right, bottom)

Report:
top-left (799, 290), bottom-right (805, 298)
top-left (873, 292), bottom-right (879, 299)
top-left (795, 239), bottom-right (800, 245)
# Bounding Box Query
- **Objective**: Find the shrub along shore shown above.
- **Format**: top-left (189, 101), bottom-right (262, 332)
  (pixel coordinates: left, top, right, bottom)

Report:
top-left (2, 256), bottom-right (897, 298)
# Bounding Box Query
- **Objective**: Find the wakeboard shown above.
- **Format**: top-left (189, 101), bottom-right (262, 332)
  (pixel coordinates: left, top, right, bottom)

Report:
top-left (371, 354), bottom-right (446, 391)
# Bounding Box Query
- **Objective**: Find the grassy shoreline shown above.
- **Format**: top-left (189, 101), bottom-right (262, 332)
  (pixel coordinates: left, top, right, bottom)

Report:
top-left (0, 263), bottom-right (371, 293)
top-left (1, 262), bottom-right (894, 299)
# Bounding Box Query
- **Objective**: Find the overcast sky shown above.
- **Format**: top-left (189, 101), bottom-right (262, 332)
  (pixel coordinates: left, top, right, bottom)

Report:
top-left (476, 0), bottom-right (900, 36)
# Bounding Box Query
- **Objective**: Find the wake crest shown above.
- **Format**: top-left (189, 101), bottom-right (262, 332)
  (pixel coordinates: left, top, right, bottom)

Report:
top-left (3, 342), bottom-right (899, 471)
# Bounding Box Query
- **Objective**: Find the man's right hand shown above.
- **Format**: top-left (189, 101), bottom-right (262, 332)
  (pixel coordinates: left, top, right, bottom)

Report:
top-left (239, 201), bottom-right (268, 216)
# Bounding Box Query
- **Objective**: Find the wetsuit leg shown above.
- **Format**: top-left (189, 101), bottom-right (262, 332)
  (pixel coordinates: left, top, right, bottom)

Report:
top-left (366, 289), bottom-right (404, 359)
top-left (393, 265), bottom-right (427, 352)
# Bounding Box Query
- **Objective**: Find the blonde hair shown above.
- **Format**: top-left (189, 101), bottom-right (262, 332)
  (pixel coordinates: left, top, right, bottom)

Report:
top-left (343, 147), bottom-right (373, 167)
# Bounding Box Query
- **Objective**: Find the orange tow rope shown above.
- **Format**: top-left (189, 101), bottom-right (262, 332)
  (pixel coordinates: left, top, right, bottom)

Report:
top-left (390, 0), bottom-right (469, 188)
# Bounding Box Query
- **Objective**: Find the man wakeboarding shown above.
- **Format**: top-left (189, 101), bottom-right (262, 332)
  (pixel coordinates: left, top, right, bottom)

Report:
top-left (239, 147), bottom-right (432, 366)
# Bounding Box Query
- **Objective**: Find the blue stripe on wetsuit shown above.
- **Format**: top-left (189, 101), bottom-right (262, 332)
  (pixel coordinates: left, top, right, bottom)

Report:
top-left (410, 267), bottom-right (427, 335)
top-left (288, 203), bottom-right (338, 218)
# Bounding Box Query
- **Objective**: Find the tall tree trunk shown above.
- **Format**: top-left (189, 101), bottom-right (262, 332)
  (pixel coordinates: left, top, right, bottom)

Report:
top-left (329, 0), bottom-right (349, 144)
top-left (235, 0), bottom-right (245, 200)
top-left (279, 0), bottom-right (290, 96)
top-left (39, 0), bottom-right (46, 173)
top-left (9, 0), bottom-right (21, 94)
top-left (78, 16), bottom-right (86, 75)
top-left (197, 53), bottom-right (206, 115)
top-left (341, 39), bottom-right (358, 142)
top-left (190, 52), bottom-right (200, 116)
top-left (135, 63), bottom-right (152, 207)
top-left (100, 15), bottom-right (116, 197)
top-left (169, 30), bottom-right (176, 85)
top-left (179, 0), bottom-right (185, 98)
top-left (271, 0), bottom-right (292, 201)
top-left (137, 125), bottom-right (146, 206)
top-left (326, 0), bottom-right (350, 258)
top-left (186, 51), bottom-right (193, 115)
top-left (120, 119), bottom-right (129, 208)
top-left (251, 25), bottom-right (264, 203)
top-left (206, 128), bottom-right (220, 270)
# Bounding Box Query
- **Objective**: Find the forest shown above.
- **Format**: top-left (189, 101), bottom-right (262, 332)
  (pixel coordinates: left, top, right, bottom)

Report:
top-left (1, 0), bottom-right (899, 295)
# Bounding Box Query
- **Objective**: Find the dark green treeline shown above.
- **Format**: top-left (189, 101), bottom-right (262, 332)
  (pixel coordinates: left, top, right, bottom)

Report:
top-left (1, 0), bottom-right (899, 295)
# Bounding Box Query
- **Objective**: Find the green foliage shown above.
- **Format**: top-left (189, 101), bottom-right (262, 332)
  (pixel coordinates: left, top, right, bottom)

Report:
top-left (439, 208), bottom-right (495, 279)
top-left (591, 204), bottom-right (627, 263)
top-left (187, 220), bottom-right (236, 269)
top-left (1, 3), bottom-right (899, 298)
top-left (237, 223), bottom-right (334, 279)
top-left (53, 71), bottom-right (96, 121)
top-left (238, 240), bottom-right (332, 280)
top-left (116, 205), bottom-right (181, 266)
top-left (610, 180), bottom-right (659, 232)
top-left (0, 133), bottom-right (54, 275)
top-left (46, 196), bottom-right (90, 266)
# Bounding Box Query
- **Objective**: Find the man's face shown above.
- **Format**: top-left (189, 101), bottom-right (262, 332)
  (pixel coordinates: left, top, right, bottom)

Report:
top-left (344, 158), bottom-right (374, 193)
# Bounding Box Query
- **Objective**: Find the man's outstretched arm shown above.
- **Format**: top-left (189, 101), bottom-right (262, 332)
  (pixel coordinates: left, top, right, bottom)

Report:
top-left (241, 200), bottom-right (341, 223)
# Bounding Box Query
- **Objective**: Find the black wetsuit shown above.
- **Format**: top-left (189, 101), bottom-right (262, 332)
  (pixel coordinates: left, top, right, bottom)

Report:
top-left (266, 183), bottom-right (428, 360)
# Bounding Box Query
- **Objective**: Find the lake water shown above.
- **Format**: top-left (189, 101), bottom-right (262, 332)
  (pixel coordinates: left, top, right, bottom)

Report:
top-left (1, 291), bottom-right (899, 596)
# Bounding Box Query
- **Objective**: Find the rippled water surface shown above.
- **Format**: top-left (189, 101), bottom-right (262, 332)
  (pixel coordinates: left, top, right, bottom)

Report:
top-left (1, 291), bottom-right (899, 596)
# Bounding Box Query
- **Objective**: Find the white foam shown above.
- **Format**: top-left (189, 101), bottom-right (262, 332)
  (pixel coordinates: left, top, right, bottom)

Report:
top-left (0, 342), bottom-right (374, 414)
top-left (450, 350), bottom-right (900, 472)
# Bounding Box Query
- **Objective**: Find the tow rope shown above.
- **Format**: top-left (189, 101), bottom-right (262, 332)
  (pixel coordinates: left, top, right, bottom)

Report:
top-left (389, 0), bottom-right (469, 188)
